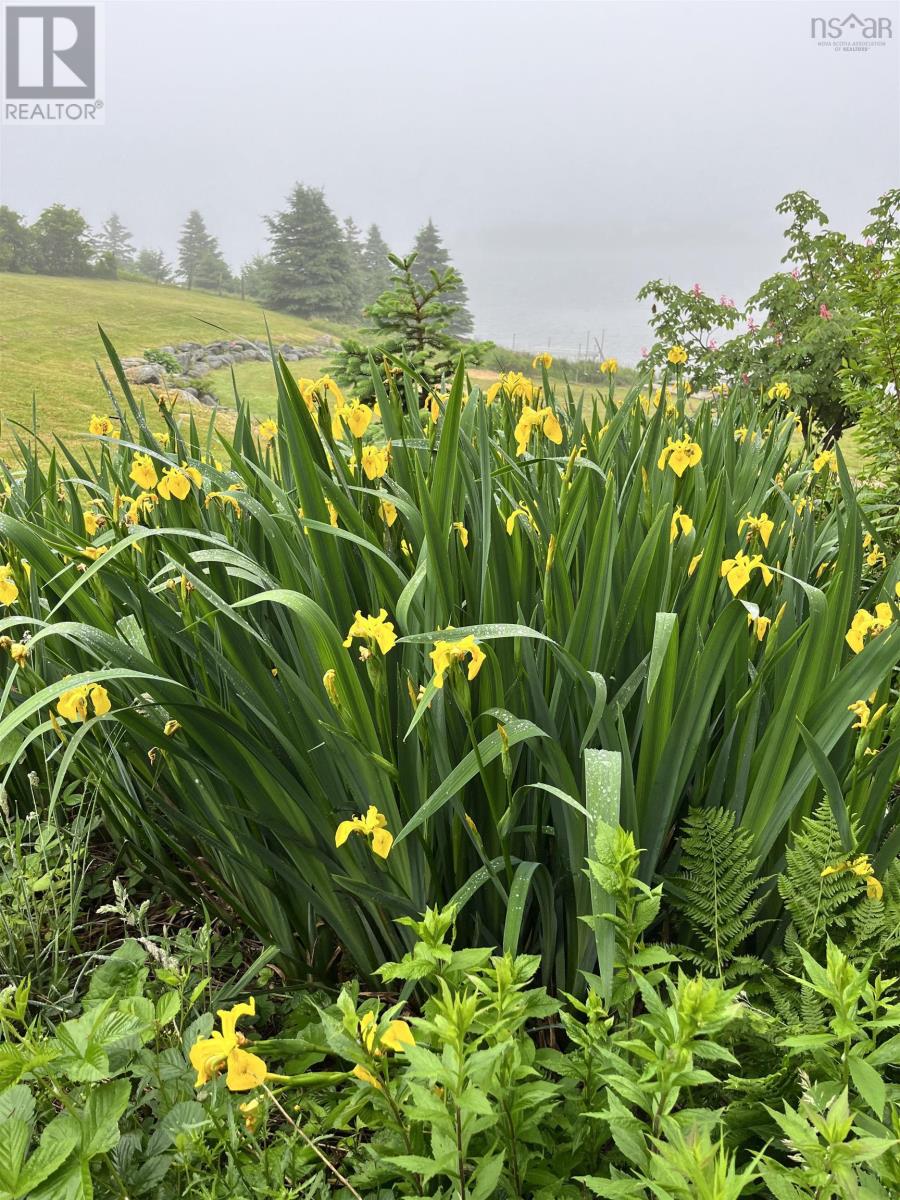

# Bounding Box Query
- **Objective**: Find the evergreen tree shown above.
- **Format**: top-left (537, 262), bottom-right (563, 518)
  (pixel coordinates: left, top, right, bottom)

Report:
top-left (135, 247), bottom-right (172, 284)
top-left (96, 212), bottom-right (135, 269)
top-left (342, 216), bottom-right (366, 318)
top-left (410, 219), bottom-right (474, 337)
top-left (193, 246), bottom-right (233, 293)
top-left (177, 210), bottom-right (228, 290)
top-left (28, 204), bottom-right (93, 276)
top-left (332, 251), bottom-right (489, 403)
top-left (264, 184), bottom-right (355, 318)
top-left (0, 206), bottom-right (30, 272)
top-left (360, 223), bottom-right (393, 306)
top-left (241, 254), bottom-right (275, 303)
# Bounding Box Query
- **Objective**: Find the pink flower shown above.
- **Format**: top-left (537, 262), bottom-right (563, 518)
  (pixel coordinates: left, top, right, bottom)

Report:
top-left (774, 332), bottom-right (783, 346)
top-left (741, 372), bottom-right (750, 385)
top-left (747, 317), bottom-right (759, 332)
top-left (819, 303), bottom-right (832, 320)
top-left (692, 283), bottom-right (703, 297)
top-left (719, 294), bottom-right (735, 309)
top-left (708, 338), bottom-right (718, 350)
top-left (641, 346), bottom-right (649, 358)
top-left (790, 268), bottom-right (800, 280)
top-left (865, 237), bottom-right (874, 247)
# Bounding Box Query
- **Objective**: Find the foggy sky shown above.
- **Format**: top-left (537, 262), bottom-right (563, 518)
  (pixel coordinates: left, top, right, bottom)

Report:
top-left (2, 0), bottom-right (898, 359)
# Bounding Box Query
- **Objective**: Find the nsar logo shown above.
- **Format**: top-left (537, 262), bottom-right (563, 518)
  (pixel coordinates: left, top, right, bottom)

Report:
top-left (810, 12), bottom-right (893, 40)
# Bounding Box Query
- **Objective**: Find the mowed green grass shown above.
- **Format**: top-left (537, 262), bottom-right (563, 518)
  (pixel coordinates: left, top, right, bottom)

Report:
top-left (0, 274), bottom-right (342, 447)
top-left (205, 358), bottom-right (334, 416)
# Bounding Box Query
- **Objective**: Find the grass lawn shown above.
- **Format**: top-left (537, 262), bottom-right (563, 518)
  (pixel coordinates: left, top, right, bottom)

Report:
top-left (203, 357), bottom-right (333, 416)
top-left (0, 274), bottom-right (343, 448)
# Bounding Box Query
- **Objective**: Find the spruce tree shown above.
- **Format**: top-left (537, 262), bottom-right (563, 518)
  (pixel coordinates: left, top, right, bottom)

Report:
top-left (264, 184), bottom-right (355, 318)
top-left (177, 210), bottom-right (228, 290)
top-left (342, 216), bottom-right (366, 318)
top-left (361, 223), bottom-right (393, 306)
top-left (410, 219), bottom-right (474, 337)
top-left (96, 212), bottom-right (135, 269)
top-left (332, 251), bottom-right (489, 403)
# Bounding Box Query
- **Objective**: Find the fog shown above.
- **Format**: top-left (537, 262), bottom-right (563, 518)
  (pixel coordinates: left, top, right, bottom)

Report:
top-left (2, 0), bottom-right (898, 359)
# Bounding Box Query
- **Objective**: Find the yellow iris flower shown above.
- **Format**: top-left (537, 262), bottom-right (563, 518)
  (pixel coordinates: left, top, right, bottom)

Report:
top-left (599, 357), bottom-right (618, 375)
top-left (205, 491), bottom-right (242, 514)
top-left (845, 602), bottom-right (893, 654)
top-left (514, 405), bottom-right (563, 456)
top-left (158, 464), bottom-right (201, 501)
top-left (670, 505), bottom-right (694, 543)
top-left (506, 503), bottom-right (537, 536)
top-left (343, 401), bottom-right (373, 439)
top-left (657, 437), bottom-right (702, 477)
top-left (486, 372), bottom-right (534, 405)
top-left (258, 419), bottom-right (278, 444)
top-left (532, 352), bottom-right (553, 369)
top-left (126, 492), bottom-right (157, 524)
top-left (720, 551), bottom-right (774, 597)
top-left (813, 449), bottom-right (837, 474)
top-left (0, 565), bottom-right (18, 606)
top-left (130, 453), bottom-right (158, 490)
top-left (58, 683), bottom-right (111, 722)
top-left (667, 345), bottom-right (688, 365)
top-left (335, 805), bottom-right (393, 859)
top-left (747, 613), bottom-right (771, 641)
top-left (821, 855), bottom-right (883, 902)
top-left (767, 382), bottom-right (791, 401)
top-left (848, 700), bottom-right (870, 730)
top-left (430, 635), bottom-right (485, 689)
top-left (379, 500), bottom-right (398, 527)
top-left (343, 609), bottom-right (397, 655)
top-left (360, 443), bottom-right (391, 480)
top-left (189, 998), bottom-right (269, 1091)
top-left (738, 512), bottom-right (774, 548)
top-left (452, 522), bottom-right (469, 548)
top-left (89, 414), bottom-right (119, 437)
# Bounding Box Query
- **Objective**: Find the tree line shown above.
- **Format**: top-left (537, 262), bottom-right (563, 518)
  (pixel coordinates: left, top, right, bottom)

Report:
top-left (0, 187), bottom-right (474, 333)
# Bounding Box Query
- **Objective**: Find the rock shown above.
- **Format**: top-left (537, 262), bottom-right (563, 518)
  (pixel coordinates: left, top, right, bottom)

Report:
top-left (282, 351), bottom-right (299, 361)
top-left (197, 392), bottom-right (218, 407)
top-left (182, 387), bottom-right (199, 398)
top-left (125, 364), bottom-right (162, 385)
top-left (177, 341), bottom-right (202, 351)
top-left (190, 362), bottom-right (210, 377)
top-left (205, 355), bottom-right (228, 369)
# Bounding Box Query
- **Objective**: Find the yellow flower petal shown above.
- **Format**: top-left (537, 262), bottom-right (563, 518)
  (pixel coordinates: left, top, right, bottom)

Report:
top-left (226, 1047), bottom-right (269, 1092)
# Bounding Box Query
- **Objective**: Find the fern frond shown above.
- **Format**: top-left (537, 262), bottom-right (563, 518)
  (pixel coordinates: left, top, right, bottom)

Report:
top-left (668, 807), bottom-right (766, 979)
top-left (778, 805), bottom-right (860, 948)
